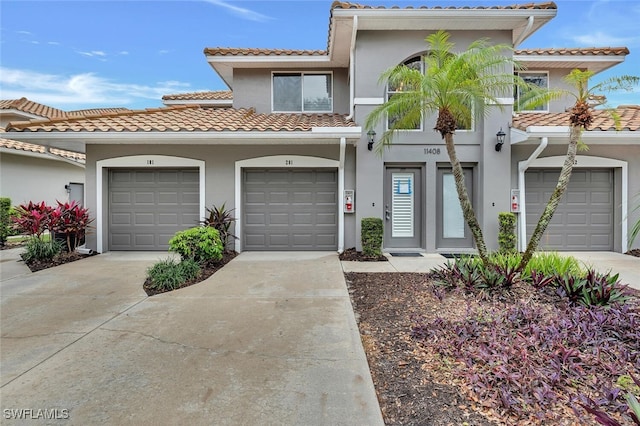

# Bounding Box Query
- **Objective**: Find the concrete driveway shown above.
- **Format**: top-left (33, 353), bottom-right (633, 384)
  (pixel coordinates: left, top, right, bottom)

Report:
top-left (0, 250), bottom-right (383, 425)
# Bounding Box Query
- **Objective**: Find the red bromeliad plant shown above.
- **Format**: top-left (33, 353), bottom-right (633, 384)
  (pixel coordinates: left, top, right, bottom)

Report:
top-left (12, 201), bottom-right (54, 237)
top-left (51, 201), bottom-right (93, 252)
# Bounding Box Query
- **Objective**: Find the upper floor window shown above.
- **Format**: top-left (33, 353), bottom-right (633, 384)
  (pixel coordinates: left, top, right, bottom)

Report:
top-left (272, 72), bottom-right (332, 112)
top-left (386, 56), bottom-right (473, 131)
top-left (515, 72), bottom-right (549, 112)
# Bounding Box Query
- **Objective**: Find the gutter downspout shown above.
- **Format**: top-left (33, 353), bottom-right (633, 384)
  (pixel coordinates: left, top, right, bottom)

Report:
top-left (517, 136), bottom-right (548, 251)
top-left (346, 15), bottom-right (358, 119)
top-left (513, 16), bottom-right (534, 47)
top-left (338, 137), bottom-right (346, 254)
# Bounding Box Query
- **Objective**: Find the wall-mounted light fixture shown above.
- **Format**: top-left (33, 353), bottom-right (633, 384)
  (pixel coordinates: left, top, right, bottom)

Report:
top-left (367, 130), bottom-right (376, 151)
top-left (64, 184), bottom-right (71, 194)
top-left (495, 128), bottom-right (506, 152)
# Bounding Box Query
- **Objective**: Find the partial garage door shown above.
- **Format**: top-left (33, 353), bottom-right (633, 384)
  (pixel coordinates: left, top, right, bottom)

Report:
top-left (525, 169), bottom-right (613, 250)
top-left (243, 169), bottom-right (338, 250)
top-left (109, 169), bottom-right (199, 250)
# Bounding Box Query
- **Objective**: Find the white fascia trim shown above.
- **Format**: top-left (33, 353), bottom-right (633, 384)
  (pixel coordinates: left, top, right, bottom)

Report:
top-left (234, 155), bottom-right (340, 253)
top-left (510, 128), bottom-right (530, 144)
top-left (96, 155), bottom-right (206, 254)
top-left (5, 131), bottom-right (360, 141)
top-left (0, 109), bottom-right (47, 120)
top-left (334, 8), bottom-right (556, 19)
top-left (338, 138), bottom-right (346, 253)
top-left (207, 56), bottom-right (331, 64)
top-left (520, 155), bottom-right (628, 252)
top-left (162, 100), bottom-right (233, 106)
top-left (520, 126), bottom-right (639, 140)
top-left (514, 55), bottom-right (626, 64)
top-left (354, 97), bottom-right (384, 105)
top-left (0, 147), bottom-right (85, 168)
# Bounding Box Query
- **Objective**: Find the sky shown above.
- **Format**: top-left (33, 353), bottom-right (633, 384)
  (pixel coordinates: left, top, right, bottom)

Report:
top-left (1, 0), bottom-right (639, 111)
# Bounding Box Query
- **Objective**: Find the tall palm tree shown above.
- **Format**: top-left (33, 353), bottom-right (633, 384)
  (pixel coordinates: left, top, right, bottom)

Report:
top-left (518, 69), bottom-right (639, 269)
top-left (366, 30), bottom-right (525, 265)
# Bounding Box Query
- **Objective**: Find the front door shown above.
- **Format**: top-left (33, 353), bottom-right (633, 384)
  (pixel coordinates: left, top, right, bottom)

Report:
top-left (436, 167), bottom-right (474, 249)
top-left (384, 167), bottom-right (422, 249)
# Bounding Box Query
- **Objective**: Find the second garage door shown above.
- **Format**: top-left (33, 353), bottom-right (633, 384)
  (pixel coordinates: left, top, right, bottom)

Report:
top-left (243, 169), bottom-right (338, 250)
top-left (525, 168), bottom-right (614, 251)
top-left (109, 169), bottom-right (199, 250)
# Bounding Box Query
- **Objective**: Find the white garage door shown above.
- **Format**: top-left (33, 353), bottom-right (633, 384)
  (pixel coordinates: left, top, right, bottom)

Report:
top-left (525, 169), bottom-right (614, 251)
top-left (243, 169), bottom-right (338, 250)
top-left (109, 169), bottom-right (199, 250)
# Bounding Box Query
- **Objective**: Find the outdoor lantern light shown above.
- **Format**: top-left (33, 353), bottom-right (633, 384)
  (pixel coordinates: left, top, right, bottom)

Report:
top-left (367, 130), bottom-right (376, 151)
top-left (495, 128), bottom-right (506, 152)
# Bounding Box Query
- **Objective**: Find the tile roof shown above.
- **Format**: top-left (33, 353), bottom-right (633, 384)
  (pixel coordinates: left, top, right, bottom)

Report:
top-left (162, 91), bottom-right (233, 101)
top-left (515, 47), bottom-right (630, 56)
top-left (0, 137), bottom-right (86, 162)
top-left (512, 105), bottom-right (640, 131)
top-left (67, 107), bottom-right (130, 117)
top-left (4, 105), bottom-right (356, 133)
top-left (203, 47), bottom-right (327, 57)
top-left (330, 1), bottom-right (558, 11)
top-left (0, 97), bottom-right (68, 119)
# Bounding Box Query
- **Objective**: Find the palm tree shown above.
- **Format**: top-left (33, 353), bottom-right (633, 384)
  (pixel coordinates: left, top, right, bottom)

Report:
top-left (366, 30), bottom-right (525, 265)
top-left (518, 69), bottom-right (639, 269)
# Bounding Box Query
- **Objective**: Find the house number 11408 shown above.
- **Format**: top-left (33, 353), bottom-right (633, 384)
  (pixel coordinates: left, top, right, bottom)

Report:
top-left (424, 148), bottom-right (441, 155)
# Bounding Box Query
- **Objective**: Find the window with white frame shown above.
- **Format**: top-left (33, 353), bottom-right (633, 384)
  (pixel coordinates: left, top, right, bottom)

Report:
top-left (386, 55), bottom-right (473, 131)
top-left (272, 72), bottom-right (332, 112)
top-left (515, 72), bottom-right (549, 112)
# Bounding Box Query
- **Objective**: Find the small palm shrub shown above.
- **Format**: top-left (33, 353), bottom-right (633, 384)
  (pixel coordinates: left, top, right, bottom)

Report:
top-left (169, 226), bottom-right (223, 264)
top-left (522, 252), bottom-right (583, 281)
top-left (201, 203), bottom-right (236, 251)
top-left (146, 258), bottom-right (201, 292)
top-left (0, 197), bottom-right (11, 246)
top-left (498, 212), bottom-right (517, 253)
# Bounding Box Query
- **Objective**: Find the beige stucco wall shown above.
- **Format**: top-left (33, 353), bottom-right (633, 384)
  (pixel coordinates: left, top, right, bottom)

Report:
top-left (84, 143), bottom-right (357, 252)
top-left (0, 152), bottom-right (85, 207)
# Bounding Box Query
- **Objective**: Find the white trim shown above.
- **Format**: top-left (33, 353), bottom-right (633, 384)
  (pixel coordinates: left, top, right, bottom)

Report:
top-left (519, 155), bottom-right (628, 252)
top-left (338, 138), bottom-right (346, 253)
top-left (234, 155), bottom-right (340, 253)
top-left (4, 131), bottom-right (361, 141)
top-left (96, 155), bottom-right (205, 253)
top-left (0, 147), bottom-right (85, 168)
top-left (354, 97), bottom-right (385, 105)
top-left (514, 55), bottom-right (626, 64)
top-left (486, 97), bottom-right (515, 106)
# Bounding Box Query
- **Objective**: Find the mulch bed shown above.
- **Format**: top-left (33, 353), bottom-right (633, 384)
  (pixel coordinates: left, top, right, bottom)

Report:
top-left (22, 251), bottom-right (97, 272)
top-left (626, 248), bottom-right (640, 258)
top-left (143, 251), bottom-right (238, 296)
top-left (347, 272), bottom-right (497, 425)
top-left (339, 247), bottom-right (388, 262)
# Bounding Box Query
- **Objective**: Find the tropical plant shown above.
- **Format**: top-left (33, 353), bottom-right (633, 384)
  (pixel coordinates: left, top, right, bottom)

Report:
top-left (12, 201), bottom-right (54, 237)
top-left (145, 258), bottom-right (201, 292)
top-left (168, 226), bottom-right (223, 264)
top-left (498, 212), bottom-right (517, 253)
top-left (21, 236), bottom-right (63, 263)
top-left (201, 203), bottom-right (237, 251)
top-left (522, 252), bottom-right (583, 282)
top-left (366, 31), bottom-right (532, 265)
top-left (51, 201), bottom-right (93, 252)
top-left (519, 69), bottom-right (640, 269)
top-left (628, 192), bottom-right (640, 251)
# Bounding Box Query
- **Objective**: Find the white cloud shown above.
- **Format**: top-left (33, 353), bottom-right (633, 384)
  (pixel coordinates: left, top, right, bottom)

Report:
top-left (47, 41), bottom-right (61, 45)
top-left (0, 67), bottom-right (199, 108)
top-left (118, 51), bottom-right (129, 55)
top-left (17, 30), bottom-right (32, 35)
top-left (571, 31), bottom-right (637, 47)
top-left (158, 49), bottom-right (171, 55)
top-left (202, 0), bottom-right (271, 22)
top-left (77, 50), bottom-right (107, 57)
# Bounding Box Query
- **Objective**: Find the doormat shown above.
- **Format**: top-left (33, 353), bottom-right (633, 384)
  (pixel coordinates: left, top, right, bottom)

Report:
top-left (440, 253), bottom-right (477, 259)
top-left (389, 252), bottom-right (423, 257)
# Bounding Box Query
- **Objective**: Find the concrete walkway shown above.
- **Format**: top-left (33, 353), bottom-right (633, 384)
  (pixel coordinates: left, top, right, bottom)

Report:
top-left (341, 251), bottom-right (640, 291)
top-left (1, 250), bottom-right (383, 425)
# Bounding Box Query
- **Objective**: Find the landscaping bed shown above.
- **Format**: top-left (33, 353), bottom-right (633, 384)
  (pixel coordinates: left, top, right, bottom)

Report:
top-left (347, 272), bottom-right (639, 426)
top-left (22, 250), bottom-right (96, 272)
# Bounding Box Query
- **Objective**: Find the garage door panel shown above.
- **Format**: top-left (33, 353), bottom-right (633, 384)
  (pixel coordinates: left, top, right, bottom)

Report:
top-left (243, 169), bottom-right (337, 251)
top-left (109, 168), bottom-right (199, 250)
top-left (525, 169), bottom-right (613, 251)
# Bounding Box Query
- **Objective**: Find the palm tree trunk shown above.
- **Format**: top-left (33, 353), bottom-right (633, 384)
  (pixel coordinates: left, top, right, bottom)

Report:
top-left (519, 125), bottom-right (581, 269)
top-left (443, 133), bottom-right (489, 264)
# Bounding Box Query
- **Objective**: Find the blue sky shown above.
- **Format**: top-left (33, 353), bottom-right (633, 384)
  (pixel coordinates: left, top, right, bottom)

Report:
top-left (1, 0), bottom-right (639, 111)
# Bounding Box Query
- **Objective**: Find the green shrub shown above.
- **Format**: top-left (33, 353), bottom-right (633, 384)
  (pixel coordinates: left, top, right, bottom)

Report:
top-left (0, 197), bottom-right (11, 245)
top-left (497, 212), bottom-right (517, 253)
top-left (146, 258), bottom-right (201, 292)
top-left (522, 252), bottom-right (583, 281)
top-left (361, 217), bottom-right (383, 257)
top-left (168, 226), bottom-right (223, 264)
top-left (21, 237), bottom-right (62, 262)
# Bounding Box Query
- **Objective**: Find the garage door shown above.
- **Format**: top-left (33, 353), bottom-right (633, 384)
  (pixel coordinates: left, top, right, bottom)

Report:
top-left (525, 169), bottom-right (613, 251)
top-left (109, 169), bottom-right (199, 250)
top-left (243, 169), bottom-right (338, 250)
